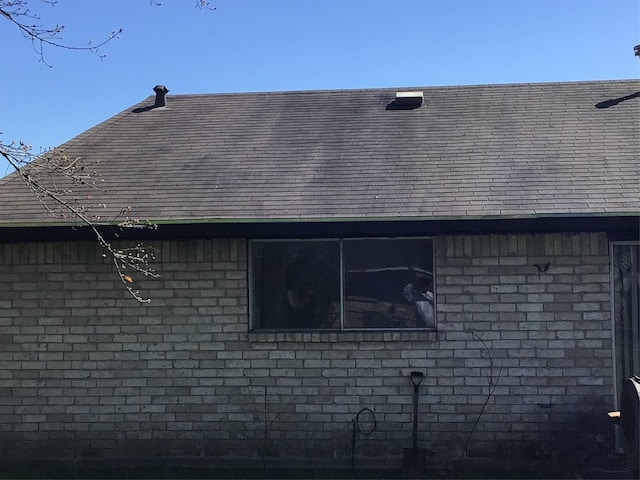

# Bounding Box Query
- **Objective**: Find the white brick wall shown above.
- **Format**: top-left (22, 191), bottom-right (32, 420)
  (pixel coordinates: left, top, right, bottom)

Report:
top-left (0, 233), bottom-right (614, 469)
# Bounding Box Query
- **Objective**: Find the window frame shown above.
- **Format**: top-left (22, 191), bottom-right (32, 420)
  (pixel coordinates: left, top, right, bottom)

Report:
top-left (249, 236), bottom-right (436, 332)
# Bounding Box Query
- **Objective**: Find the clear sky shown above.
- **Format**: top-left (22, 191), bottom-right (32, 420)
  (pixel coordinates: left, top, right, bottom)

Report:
top-left (1, 0), bottom-right (639, 176)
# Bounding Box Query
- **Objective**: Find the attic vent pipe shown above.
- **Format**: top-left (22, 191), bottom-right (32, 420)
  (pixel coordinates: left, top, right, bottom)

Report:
top-left (154, 85), bottom-right (169, 107)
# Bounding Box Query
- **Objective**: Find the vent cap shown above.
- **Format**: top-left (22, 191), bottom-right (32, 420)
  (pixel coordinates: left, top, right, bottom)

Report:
top-left (153, 85), bottom-right (169, 107)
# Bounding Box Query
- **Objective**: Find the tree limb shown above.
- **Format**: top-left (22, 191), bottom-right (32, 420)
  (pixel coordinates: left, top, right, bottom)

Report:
top-left (1, 142), bottom-right (158, 303)
top-left (0, 0), bottom-right (122, 65)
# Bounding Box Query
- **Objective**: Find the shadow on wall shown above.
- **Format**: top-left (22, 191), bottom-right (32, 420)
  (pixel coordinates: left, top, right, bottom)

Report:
top-left (540, 396), bottom-right (614, 466)
top-left (462, 395), bottom-right (615, 470)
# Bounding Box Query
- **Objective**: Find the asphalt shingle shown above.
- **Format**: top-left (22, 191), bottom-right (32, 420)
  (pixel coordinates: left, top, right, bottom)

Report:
top-left (0, 80), bottom-right (638, 226)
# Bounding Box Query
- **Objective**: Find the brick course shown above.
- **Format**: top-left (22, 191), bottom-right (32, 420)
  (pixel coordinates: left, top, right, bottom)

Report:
top-left (0, 233), bottom-right (614, 468)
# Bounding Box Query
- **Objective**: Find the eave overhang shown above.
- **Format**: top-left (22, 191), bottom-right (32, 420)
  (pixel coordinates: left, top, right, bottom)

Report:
top-left (0, 213), bottom-right (637, 243)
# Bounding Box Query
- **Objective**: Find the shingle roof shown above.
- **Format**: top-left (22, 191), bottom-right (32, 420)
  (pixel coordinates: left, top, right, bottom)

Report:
top-left (0, 80), bottom-right (638, 227)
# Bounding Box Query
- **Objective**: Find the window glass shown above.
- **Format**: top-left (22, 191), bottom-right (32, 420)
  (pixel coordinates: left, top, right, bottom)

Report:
top-left (251, 238), bottom-right (434, 330)
top-left (251, 241), bottom-right (340, 329)
top-left (343, 239), bottom-right (434, 329)
top-left (613, 243), bottom-right (640, 391)
top-left (611, 242), bottom-right (640, 453)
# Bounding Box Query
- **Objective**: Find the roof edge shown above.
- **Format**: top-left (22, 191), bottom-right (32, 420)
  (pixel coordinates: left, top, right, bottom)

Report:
top-left (0, 211), bottom-right (638, 229)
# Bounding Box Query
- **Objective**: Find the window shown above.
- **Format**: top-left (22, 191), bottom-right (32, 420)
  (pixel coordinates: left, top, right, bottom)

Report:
top-left (612, 242), bottom-right (640, 392)
top-left (611, 242), bottom-right (640, 453)
top-left (250, 238), bottom-right (435, 330)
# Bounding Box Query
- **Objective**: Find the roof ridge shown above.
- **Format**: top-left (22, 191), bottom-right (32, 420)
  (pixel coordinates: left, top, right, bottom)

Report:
top-left (152, 79), bottom-right (640, 98)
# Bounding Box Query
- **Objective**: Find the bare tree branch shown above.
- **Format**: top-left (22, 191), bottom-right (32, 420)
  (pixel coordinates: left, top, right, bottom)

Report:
top-left (1, 0), bottom-right (216, 65)
top-left (0, 0), bottom-right (122, 65)
top-left (0, 142), bottom-right (159, 303)
top-left (150, 0), bottom-right (216, 10)
top-left (1, 0), bottom-right (217, 301)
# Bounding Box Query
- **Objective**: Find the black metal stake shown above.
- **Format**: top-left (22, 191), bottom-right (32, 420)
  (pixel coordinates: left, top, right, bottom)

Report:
top-left (351, 419), bottom-right (356, 471)
top-left (412, 379), bottom-right (419, 451)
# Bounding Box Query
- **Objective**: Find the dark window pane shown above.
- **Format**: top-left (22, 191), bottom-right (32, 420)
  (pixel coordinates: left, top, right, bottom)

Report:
top-left (343, 239), bottom-right (434, 329)
top-left (613, 244), bottom-right (640, 393)
top-left (252, 241), bottom-right (340, 329)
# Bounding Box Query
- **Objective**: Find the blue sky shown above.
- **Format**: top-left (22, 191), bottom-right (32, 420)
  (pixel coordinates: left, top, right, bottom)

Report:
top-left (1, 0), bottom-right (639, 176)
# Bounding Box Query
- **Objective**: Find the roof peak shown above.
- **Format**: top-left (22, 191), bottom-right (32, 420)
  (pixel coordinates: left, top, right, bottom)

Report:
top-left (142, 79), bottom-right (638, 99)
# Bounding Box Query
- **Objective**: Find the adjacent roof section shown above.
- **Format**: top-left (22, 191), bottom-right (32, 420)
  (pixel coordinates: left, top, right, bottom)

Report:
top-left (0, 80), bottom-right (638, 227)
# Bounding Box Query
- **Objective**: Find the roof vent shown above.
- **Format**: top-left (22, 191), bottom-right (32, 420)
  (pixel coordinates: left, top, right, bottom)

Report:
top-left (395, 91), bottom-right (423, 106)
top-left (386, 91), bottom-right (424, 110)
top-left (153, 85), bottom-right (169, 107)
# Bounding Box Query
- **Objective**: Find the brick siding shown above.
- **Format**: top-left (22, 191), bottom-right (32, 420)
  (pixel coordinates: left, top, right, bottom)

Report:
top-left (0, 233), bottom-right (614, 469)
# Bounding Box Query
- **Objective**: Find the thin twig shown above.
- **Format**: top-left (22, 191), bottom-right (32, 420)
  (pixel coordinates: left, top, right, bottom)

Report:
top-left (461, 329), bottom-right (502, 461)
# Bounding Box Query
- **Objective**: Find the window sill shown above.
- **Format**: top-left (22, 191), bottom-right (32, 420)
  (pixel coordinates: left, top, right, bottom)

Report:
top-left (247, 329), bottom-right (437, 343)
